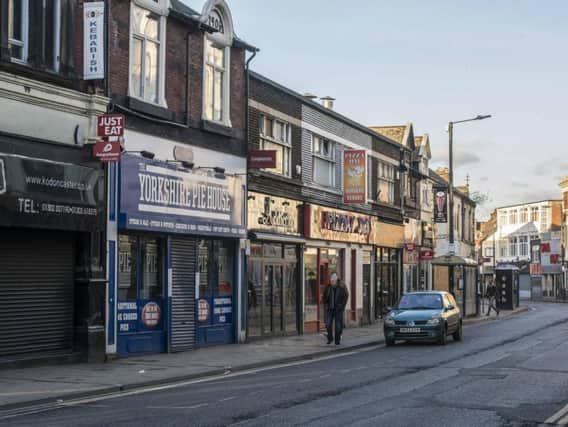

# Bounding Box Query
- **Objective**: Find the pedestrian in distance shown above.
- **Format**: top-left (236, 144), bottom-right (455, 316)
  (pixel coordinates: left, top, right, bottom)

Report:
top-left (323, 273), bottom-right (349, 345)
top-left (486, 280), bottom-right (500, 317)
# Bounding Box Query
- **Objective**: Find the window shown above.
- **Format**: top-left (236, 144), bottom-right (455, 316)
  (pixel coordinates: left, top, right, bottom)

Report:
top-left (530, 206), bottom-right (539, 222)
top-left (500, 241), bottom-right (507, 258)
top-left (499, 211), bottom-right (507, 226)
top-left (204, 38), bottom-right (226, 122)
top-left (312, 134), bottom-right (335, 187)
top-left (371, 160), bottom-right (396, 204)
top-left (540, 206), bottom-right (549, 229)
top-left (259, 115), bottom-right (291, 177)
top-left (520, 208), bottom-right (528, 223)
top-left (510, 237), bottom-right (518, 257)
top-left (8, 0), bottom-right (28, 62)
top-left (519, 236), bottom-right (528, 257)
top-left (509, 209), bottom-right (518, 225)
top-left (130, 4), bottom-right (163, 105)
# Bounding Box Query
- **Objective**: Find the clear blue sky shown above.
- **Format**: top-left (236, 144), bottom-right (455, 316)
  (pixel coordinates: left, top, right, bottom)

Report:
top-left (185, 0), bottom-right (568, 219)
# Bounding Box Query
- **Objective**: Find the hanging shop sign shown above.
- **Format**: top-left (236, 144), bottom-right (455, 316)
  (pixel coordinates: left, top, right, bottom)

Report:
top-left (433, 186), bottom-right (448, 223)
top-left (119, 154), bottom-right (246, 238)
top-left (343, 150), bottom-right (366, 204)
top-left (0, 153), bottom-right (104, 231)
top-left (83, 2), bottom-right (105, 80)
top-left (97, 114), bottom-right (125, 137)
top-left (93, 141), bottom-right (121, 163)
top-left (248, 192), bottom-right (301, 236)
top-left (307, 205), bottom-right (371, 244)
top-left (248, 150), bottom-right (276, 169)
top-left (420, 249), bottom-right (434, 260)
top-left (404, 242), bottom-right (417, 252)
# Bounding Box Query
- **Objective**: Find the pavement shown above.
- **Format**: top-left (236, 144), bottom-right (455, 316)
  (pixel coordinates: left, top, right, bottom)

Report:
top-left (0, 305), bottom-right (528, 414)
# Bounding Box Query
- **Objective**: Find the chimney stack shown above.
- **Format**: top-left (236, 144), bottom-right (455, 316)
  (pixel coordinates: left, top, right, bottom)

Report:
top-left (303, 92), bottom-right (318, 101)
top-left (321, 96), bottom-right (335, 110)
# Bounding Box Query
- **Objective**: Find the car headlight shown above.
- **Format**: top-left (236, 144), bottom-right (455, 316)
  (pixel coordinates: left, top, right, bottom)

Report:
top-left (427, 317), bottom-right (441, 325)
top-left (385, 316), bottom-right (395, 326)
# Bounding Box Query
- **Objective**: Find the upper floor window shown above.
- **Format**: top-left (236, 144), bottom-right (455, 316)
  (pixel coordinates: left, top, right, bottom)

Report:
top-left (202, 6), bottom-right (233, 127)
top-left (509, 236), bottom-right (518, 257)
top-left (499, 211), bottom-right (507, 226)
top-left (259, 115), bottom-right (291, 177)
top-left (540, 206), bottom-right (549, 229)
top-left (130, 4), bottom-right (165, 105)
top-left (500, 240), bottom-right (508, 257)
top-left (509, 209), bottom-right (517, 225)
top-left (520, 208), bottom-right (528, 223)
top-left (369, 160), bottom-right (396, 204)
top-left (8, 0), bottom-right (28, 63)
top-left (519, 236), bottom-right (529, 257)
top-left (530, 206), bottom-right (539, 222)
top-left (312, 134), bottom-right (335, 188)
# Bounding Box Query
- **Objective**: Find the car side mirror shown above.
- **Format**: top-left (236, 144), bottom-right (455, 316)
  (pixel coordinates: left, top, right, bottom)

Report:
top-left (446, 305), bottom-right (454, 311)
top-left (385, 306), bottom-right (393, 312)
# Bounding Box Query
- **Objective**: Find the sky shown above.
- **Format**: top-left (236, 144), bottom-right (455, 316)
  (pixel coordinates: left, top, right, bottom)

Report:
top-left (185, 0), bottom-right (568, 220)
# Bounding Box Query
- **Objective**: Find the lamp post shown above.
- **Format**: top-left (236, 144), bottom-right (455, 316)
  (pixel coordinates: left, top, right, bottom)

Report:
top-left (447, 114), bottom-right (491, 294)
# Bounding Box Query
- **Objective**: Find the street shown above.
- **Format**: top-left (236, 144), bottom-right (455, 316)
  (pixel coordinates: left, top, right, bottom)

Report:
top-left (2, 303), bottom-right (568, 426)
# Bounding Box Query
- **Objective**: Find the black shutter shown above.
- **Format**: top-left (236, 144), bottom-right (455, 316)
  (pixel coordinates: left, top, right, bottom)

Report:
top-left (0, 228), bottom-right (74, 357)
top-left (170, 237), bottom-right (197, 352)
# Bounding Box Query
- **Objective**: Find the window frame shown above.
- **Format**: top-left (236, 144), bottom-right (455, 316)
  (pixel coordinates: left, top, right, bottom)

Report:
top-left (509, 236), bottom-right (518, 257)
top-left (519, 236), bottom-right (529, 257)
top-left (8, 0), bottom-right (29, 64)
top-left (375, 160), bottom-right (396, 204)
top-left (520, 208), bottom-right (528, 223)
top-left (530, 206), bottom-right (539, 223)
top-left (259, 115), bottom-right (292, 178)
top-left (509, 209), bottom-right (518, 225)
top-left (311, 133), bottom-right (336, 188)
top-left (128, 2), bottom-right (168, 107)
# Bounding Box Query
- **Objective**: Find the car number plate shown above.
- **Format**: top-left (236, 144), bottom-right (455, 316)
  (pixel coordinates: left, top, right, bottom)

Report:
top-left (400, 328), bottom-right (420, 333)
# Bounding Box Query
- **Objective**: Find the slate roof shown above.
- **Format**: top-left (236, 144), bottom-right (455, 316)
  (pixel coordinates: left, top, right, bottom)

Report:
top-left (370, 125), bottom-right (407, 145)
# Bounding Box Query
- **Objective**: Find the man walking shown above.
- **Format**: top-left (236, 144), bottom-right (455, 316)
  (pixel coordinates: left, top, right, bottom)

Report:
top-left (486, 279), bottom-right (500, 316)
top-left (323, 273), bottom-right (349, 345)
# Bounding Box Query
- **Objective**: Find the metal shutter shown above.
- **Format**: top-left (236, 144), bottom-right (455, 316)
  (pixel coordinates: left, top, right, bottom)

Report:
top-left (0, 228), bottom-right (74, 357)
top-left (170, 237), bottom-right (197, 352)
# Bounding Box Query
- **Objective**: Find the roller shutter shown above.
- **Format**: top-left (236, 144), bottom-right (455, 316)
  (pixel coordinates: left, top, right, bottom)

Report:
top-left (170, 237), bottom-right (197, 352)
top-left (0, 228), bottom-right (74, 357)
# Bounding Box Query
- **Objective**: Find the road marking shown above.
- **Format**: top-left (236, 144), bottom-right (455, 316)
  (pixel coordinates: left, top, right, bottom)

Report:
top-left (299, 379), bottom-right (311, 383)
top-left (557, 413), bottom-right (568, 425)
top-left (319, 374), bottom-right (331, 379)
top-left (148, 403), bottom-right (209, 410)
top-left (545, 402), bottom-right (568, 424)
top-left (219, 396), bottom-right (236, 402)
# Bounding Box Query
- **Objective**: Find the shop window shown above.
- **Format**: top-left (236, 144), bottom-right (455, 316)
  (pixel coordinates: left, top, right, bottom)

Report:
top-left (304, 247), bottom-right (318, 311)
top-left (130, 3), bottom-right (166, 105)
top-left (216, 242), bottom-right (233, 297)
top-left (312, 134), bottom-right (335, 188)
top-left (198, 241), bottom-right (211, 298)
top-left (140, 238), bottom-right (161, 299)
top-left (259, 115), bottom-right (291, 177)
top-left (119, 235), bottom-right (138, 300)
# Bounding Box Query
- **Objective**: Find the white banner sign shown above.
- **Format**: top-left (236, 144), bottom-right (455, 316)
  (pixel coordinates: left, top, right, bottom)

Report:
top-left (83, 2), bottom-right (105, 80)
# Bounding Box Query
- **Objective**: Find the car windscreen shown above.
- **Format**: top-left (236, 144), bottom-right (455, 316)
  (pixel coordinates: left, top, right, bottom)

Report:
top-left (397, 294), bottom-right (443, 310)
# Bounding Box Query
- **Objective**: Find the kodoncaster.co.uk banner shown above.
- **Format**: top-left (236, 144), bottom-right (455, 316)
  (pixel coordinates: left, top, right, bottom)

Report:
top-left (119, 155), bottom-right (246, 238)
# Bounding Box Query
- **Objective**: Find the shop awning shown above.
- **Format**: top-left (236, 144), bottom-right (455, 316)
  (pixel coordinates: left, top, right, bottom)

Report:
top-left (431, 254), bottom-right (478, 266)
top-left (249, 232), bottom-right (306, 244)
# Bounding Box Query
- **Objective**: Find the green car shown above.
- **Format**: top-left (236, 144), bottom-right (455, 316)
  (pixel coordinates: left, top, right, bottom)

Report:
top-left (383, 291), bottom-right (462, 346)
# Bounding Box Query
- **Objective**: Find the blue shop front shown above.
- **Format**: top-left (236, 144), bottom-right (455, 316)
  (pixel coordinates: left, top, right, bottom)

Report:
top-left (110, 153), bottom-right (246, 357)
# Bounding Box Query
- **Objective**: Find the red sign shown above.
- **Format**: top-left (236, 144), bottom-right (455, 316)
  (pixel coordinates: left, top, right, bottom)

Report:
top-left (343, 149), bottom-right (366, 204)
top-left (420, 249), bottom-right (434, 260)
top-left (97, 114), bottom-right (125, 137)
top-left (530, 263), bottom-right (542, 275)
top-left (541, 242), bottom-right (551, 253)
top-left (141, 302), bottom-right (161, 328)
top-left (249, 150), bottom-right (276, 169)
top-left (404, 242), bottom-right (417, 252)
top-left (93, 141), bottom-right (121, 162)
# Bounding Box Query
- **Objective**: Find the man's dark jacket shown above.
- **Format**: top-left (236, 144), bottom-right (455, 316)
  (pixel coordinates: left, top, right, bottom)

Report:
top-left (323, 283), bottom-right (349, 311)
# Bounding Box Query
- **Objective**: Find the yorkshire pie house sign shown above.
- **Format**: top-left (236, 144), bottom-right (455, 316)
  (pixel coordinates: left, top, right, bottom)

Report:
top-left (119, 155), bottom-right (246, 237)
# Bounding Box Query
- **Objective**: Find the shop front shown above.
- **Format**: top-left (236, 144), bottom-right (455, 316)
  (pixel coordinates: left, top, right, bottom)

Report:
top-left (247, 192), bottom-right (304, 339)
top-left (0, 138), bottom-right (105, 360)
top-left (109, 150), bottom-right (246, 357)
top-left (371, 221), bottom-right (404, 319)
top-left (304, 204), bottom-right (373, 332)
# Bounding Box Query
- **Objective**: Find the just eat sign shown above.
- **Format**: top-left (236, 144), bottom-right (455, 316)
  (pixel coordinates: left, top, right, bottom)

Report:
top-left (97, 114), bottom-right (125, 137)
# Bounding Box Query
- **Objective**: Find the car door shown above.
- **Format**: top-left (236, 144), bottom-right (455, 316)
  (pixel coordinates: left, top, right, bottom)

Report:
top-left (443, 295), bottom-right (457, 333)
top-left (447, 294), bottom-right (460, 332)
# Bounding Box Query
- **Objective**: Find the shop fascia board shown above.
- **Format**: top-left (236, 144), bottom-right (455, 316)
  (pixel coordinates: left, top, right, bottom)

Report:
top-left (0, 71), bottom-right (109, 117)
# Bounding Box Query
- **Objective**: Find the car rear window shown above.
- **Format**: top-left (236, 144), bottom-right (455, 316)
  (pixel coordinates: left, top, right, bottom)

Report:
top-left (398, 294), bottom-right (443, 310)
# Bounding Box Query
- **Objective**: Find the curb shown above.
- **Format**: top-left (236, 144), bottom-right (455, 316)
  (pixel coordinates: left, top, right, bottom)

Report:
top-left (0, 338), bottom-right (384, 415)
top-left (463, 306), bottom-right (530, 326)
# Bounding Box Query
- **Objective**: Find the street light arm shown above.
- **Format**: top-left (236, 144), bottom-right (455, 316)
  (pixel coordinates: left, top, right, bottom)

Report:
top-left (450, 114), bottom-right (492, 125)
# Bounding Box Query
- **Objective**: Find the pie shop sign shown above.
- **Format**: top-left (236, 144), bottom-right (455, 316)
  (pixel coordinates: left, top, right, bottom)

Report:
top-left (119, 154), bottom-right (246, 238)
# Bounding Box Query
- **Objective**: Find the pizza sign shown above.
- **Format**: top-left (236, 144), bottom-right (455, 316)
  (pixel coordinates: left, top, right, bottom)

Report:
top-left (141, 302), bottom-right (161, 328)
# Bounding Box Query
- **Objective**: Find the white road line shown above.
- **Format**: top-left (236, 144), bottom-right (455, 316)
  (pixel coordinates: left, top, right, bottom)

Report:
top-left (219, 396), bottom-right (236, 402)
top-left (148, 403), bottom-right (209, 410)
top-left (299, 379), bottom-right (311, 383)
top-left (545, 402), bottom-right (568, 424)
top-left (557, 412), bottom-right (568, 425)
top-left (319, 374), bottom-right (331, 379)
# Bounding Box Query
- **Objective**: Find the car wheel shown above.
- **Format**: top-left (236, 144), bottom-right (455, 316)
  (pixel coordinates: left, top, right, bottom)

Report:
top-left (453, 322), bottom-right (463, 341)
top-left (385, 337), bottom-right (395, 347)
top-left (438, 325), bottom-right (447, 346)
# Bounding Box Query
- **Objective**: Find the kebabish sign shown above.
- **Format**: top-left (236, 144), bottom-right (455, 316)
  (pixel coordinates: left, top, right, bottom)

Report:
top-left (119, 155), bottom-right (246, 237)
top-left (0, 153), bottom-right (104, 231)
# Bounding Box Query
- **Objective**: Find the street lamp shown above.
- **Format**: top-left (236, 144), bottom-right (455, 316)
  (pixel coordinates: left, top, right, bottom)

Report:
top-left (447, 114), bottom-right (491, 296)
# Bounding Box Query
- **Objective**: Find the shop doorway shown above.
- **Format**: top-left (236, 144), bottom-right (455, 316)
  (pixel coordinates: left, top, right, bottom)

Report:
top-left (362, 250), bottom-right (372, 325)
top-left (197, 240), bottom-right (235, 346)
top-left (247, 243), bottom-right (299, 339)
top-left (117, 235), bottom-right (166, 357)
